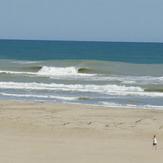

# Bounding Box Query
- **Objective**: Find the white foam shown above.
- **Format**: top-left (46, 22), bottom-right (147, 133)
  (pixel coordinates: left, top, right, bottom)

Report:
top-left (99, 101), bottom-right (124, 107)
top-left (37, 66), bottom-right (78, 76)
top-left (0, 92), bottom-right (77, 101)
top-left (0, 66), bottom-right (95, 77)
top-left (37, 66), bottom-right (94, 76)
top-left (0, 70), bottom-right (35, 75)
top-left (1, 81), bottom-right (163, 97)
top-left (0, 81), bottom-right (142, 91)
top-left (1, 67), bottom-right (163, 85)
top-left (99, 102), bottom-right (163, 109)
top-left (142, 105), bottom-right (163, 109)
top-left (121, 80), bottom-right (136, 84)
top-left (87, 75), bottom-right (163, 85)
top-left (12, 61), bottom-right (40, 64)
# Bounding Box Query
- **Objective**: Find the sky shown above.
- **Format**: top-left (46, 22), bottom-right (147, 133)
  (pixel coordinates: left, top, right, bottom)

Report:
top-left (0, 0), bottom-right (163, 42)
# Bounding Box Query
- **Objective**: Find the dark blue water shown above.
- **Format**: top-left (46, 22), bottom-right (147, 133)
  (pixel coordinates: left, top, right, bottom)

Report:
top-left (0, 39), bottom-right (163, 63)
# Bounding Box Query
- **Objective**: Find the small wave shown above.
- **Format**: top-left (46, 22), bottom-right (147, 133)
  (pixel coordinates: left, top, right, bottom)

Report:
top-left (0, 92), bottom-right (78, 101)
top-left (0, 81), bottom-right (143, 92)
top-left (99, 102), bottom-right (163, 109)
top-left (1, 81), bottom-right (163, 97)
top-left (1, 64), bottom-right (163, 84)
top-left (0, 66), bottom-right (95, 77)
top-left (37, 66), bottom-right (77, 76)
top-left (0, 70), bottom-right (35, 75)
top-left (94, 76), bottom-right (163, 84)
top-left (121, 81), bottom-right (136, 84)
top-left (3, 60), bottom-right (163, 77)
top-left (23, 65), bottom-right (42, 72)
top-left (99, 102), bottom-right (124, 107)
top-left (141, 105), bottom-right (163, 109)
top-left (12, 61), bottom-right (40, 64)
top-left (145, 87), bottom-right (163, 93)
top-left (37, 66), bottom-right (95, 76)
top-left (78, 67), bottom-right (93, 73)
top-left (99, 102), bottom-right (138, 108)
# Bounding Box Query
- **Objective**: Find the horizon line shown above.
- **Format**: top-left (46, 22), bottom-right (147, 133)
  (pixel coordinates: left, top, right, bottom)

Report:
top-left (0, 38), bottom-right (162, 44)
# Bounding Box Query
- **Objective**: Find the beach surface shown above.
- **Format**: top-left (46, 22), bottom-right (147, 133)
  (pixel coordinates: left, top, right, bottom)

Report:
top-left (0, 101), bottom-right (163, 163)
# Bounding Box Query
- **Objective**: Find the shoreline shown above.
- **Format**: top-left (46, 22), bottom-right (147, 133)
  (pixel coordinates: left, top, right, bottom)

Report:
top-left (2, 99), bottom-right (163, 110)
top-left (0, 100), bottom-right (163, 163)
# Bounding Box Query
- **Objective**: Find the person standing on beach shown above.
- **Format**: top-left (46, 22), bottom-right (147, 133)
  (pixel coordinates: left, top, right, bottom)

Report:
top-left (153, 135), bottom-right (157, 150)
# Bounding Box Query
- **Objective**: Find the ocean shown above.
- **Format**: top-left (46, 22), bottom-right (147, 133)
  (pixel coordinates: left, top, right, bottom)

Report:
top-left (0, 39), bottom-right (163, 109)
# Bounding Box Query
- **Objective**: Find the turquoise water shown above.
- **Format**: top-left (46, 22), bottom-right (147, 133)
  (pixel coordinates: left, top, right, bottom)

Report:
top-left (0, 39), bottom-right (163, 109)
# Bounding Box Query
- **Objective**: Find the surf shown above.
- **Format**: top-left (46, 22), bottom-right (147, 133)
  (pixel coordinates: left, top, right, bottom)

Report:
top-left (1, 81), bottom-right (163, 97)
top-left (37, 66), bottom-right (95, 76)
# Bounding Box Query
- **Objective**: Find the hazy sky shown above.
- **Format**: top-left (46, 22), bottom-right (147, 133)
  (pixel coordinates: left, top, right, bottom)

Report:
top-left (0, 0), bottom-right (163, 42)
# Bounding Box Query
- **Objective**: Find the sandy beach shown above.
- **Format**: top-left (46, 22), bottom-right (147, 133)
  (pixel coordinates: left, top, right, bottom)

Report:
top-left (0, 100), bottom-right (163, 163)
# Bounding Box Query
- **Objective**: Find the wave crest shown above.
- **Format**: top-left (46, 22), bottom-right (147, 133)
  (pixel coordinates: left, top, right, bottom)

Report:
top-left (37, 66), bottom-right (94, 76)
top-left (0, 65), bottom-right (95, 77)
top-left (0, 81), bottom-right (158, 96)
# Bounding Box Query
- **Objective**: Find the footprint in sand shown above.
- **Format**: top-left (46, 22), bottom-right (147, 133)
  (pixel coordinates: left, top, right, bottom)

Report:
top-left (87, 121), bottom-right (92, 125)
top-left (135, 119), bottom-right (142, 124)
top-left (63, 122), bottom-right (70, 126)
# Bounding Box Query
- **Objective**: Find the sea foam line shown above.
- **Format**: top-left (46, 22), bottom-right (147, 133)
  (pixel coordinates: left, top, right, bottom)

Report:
top-left (0, 81), bottom-right (163, 97)
top-left (0, 92), bottom-right (78, 101)
top-left (0, 66), bottom-right (95, 77)
top-left (99, 101), bottom-right (163, 109)
top-left (0, 70), bottom-right (35, 75)
top-left (1, 68), bottom-right (163, 85)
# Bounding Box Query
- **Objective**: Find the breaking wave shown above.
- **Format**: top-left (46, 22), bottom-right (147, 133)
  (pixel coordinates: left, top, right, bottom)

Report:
top-left (37, 66), bottom-right (94, 76)
top-left (0, 92), bottom-right (77, 101)
top-left (0, 66), bottom-right (95, 77)
top-left (145, 87), bottom-right (163, 92)
top-left (0, 81), bottom-right (163, 97)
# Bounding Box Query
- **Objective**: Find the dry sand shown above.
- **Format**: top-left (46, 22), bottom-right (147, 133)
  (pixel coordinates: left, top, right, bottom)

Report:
top-left (0, 100), bottom-right (163, 163)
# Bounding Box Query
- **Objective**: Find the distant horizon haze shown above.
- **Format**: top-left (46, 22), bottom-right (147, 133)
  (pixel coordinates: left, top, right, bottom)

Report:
top-left (0, 0), bottom-right (163, 42)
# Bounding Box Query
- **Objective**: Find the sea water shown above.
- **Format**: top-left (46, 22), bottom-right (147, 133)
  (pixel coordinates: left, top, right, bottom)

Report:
top-left (0, 39), bottom-right (163, 109)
